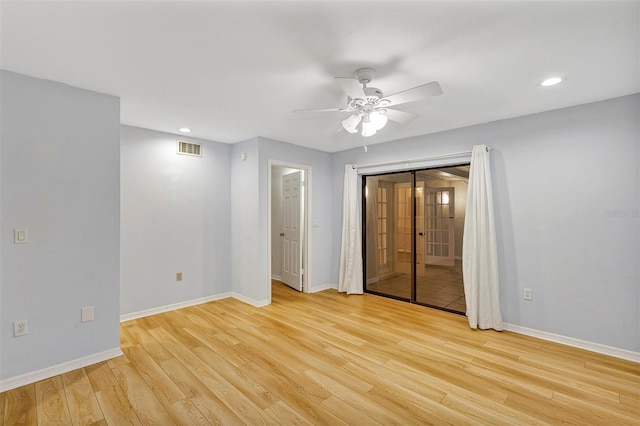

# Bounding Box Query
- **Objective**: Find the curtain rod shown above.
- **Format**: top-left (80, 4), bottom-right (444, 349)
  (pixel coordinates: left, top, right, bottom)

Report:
top-left (352, 147), bottom-right (490, 170)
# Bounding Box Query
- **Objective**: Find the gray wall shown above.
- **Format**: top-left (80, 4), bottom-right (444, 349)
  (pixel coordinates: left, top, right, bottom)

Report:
top-left (332, 94), bottom-right (639, 352)
top-left (0, 70), bottom-right (121, 380)
top-left (258, 137), bottom-right (334, 296)
top-left (215, 136), bottom-right (335, 304)
top-left (230, 138), bottom-right (261, 301)
top-left (120, 126), bottom-right (231, 315)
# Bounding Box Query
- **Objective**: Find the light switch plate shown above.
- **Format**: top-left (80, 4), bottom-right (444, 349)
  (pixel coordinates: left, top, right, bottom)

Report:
top-left (14, 229), bottom-right (28, 244)
top-left (81, 306), bottom-right (94, 322)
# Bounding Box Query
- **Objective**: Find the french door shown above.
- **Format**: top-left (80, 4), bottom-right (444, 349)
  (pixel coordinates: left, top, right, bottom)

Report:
top-left (424, 187), bottom-right (455, 267)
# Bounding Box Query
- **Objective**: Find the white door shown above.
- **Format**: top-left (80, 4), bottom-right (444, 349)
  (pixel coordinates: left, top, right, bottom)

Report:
top-left (424, 187), bottom-right (455, 267)
top-left (282, 171), bottom-right (303, 291)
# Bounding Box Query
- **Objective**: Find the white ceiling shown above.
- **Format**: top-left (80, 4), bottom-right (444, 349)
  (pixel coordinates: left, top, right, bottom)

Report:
top-left (1, 1), bottom-right (638, 153)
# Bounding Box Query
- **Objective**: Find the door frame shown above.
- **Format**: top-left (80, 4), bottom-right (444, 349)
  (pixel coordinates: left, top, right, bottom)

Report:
top-left (267, 159), bottom-right (312, 304)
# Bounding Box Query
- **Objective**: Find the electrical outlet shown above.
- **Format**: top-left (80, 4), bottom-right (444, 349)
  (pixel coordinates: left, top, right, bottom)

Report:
top-left (14, 229), bottom-right (28, 244)
top-left (523, 288), bottom-right (533, 301)
top-left (176, 272), bottom-right (182, 282)
top-left (14, 320), bottom-right (28, 337)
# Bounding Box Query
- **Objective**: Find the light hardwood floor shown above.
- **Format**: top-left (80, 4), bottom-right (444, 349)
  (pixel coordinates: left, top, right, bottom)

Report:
top-left (2, 282), bottom-right (639, 425)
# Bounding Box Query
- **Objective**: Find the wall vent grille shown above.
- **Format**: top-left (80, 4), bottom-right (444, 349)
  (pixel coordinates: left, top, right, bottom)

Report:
top-left (178, 141), bottom-right (202, 157)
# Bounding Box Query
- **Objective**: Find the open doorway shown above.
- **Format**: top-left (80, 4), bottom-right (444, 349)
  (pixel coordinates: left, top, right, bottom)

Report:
top-left (363, 164), bottom-right (469, 314)
top-left (269, 161), bottom-right (311, 301)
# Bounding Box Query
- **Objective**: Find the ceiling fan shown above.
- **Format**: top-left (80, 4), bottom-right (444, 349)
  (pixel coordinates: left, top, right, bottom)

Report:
top-left (294, 68), bottom-right (442, 137)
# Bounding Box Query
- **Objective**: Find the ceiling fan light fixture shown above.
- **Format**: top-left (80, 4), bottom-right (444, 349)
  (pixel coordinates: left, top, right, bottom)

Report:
top-left (369, 110), bottom-right (388, 131)
top-left (342, 114), bottom-right (361, 133)
top-left (361, 119), bottom-right (377, 137)
top-left (294, 68), bottom-right (443, 138)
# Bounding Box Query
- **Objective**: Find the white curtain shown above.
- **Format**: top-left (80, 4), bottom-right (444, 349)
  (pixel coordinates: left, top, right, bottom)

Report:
top-left (338, 164), bottom-right (363, 294)
top-left (462, 145), bottom-right (503, 330)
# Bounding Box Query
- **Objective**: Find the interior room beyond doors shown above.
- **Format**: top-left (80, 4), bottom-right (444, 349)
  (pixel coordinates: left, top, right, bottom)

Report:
top-left (363, 165), bottom-right (469, 314)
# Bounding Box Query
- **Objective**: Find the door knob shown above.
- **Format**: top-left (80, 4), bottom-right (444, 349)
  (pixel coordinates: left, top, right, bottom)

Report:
top-left (280, 232), bottom-right (285, 237)
top-left (418, 232), bottom-right (424, 236)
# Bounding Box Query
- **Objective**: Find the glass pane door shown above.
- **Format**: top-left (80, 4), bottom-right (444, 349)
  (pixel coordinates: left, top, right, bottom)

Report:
top-left (415, 170), bottom-right (467, 312)
top-left (364, 172), bottom-right (412, 301)
top-left (363, 166), bottom-right (469, 314)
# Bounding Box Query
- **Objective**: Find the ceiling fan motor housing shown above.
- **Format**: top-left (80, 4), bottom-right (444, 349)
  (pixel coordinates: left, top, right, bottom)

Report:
top-left (347, 86), bottom-right (387, 112)
top-left (354, 67), bottom-right (376, 85)
top-left (364, 86), bottom-right (383, 99)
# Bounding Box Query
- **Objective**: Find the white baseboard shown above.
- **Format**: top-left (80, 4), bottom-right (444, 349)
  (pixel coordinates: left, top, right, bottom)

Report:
top-left (0, 347), bottom-right (123, 393)
top-left (504, 323), bottom-right (640, 363)
top-left (120, 292), bottom-right (270, 319)
top-left (271, 275), bottom-right (283, 281)
top-left (310, 283), bottom-right (337, 293)
top-left (120, 293), bottom-right (232, 322)
top-left (231, 292), bottom-right (270, 307)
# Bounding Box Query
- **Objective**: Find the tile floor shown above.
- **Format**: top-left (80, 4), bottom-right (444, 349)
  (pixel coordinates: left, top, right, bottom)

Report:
top-left (366, 260), bottom-right (466, 313)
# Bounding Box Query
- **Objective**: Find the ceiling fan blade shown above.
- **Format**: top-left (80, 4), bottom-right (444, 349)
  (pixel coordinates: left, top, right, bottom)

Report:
top-left (383, 108), bottom-right (418, 125)
top-left (384, 81), bottom-right (442, 106)
top-left (335, 77), bottom-right (366, 100)
top-left (293, 107), bottom-right (351, 113)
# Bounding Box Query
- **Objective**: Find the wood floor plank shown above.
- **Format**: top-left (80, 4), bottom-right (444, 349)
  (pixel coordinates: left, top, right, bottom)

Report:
top-left (1, 283), bottom-right (638, 425)
top-left (264, 400), bottom-right (316, 426)
top-left (193, 345), bottom-right (279, 410)
top-left (35, 376), bottom-right (72, 425)
top-left (248, 323), bottom-right (374, 396)
top-left (119, 324), bottom-right (138, 349)
top-left (85, 362), bottom-right (118, 393)
top-left (122, 324), bottom-right (174, 364)
top-left (183, 325), bottom-right (246, 368)
top-left (106, 354), bottom-right (129, 368)
top-left (121, 344), bottom-right (185, 406)
top-left (195, 364), bottom-right (277, 425)
top-left (61, 368), bottom-right (105, 425)
top-left (385, 356), bottom-right (510, 404)
top-left (461, 361), bottom-right (554, 399)
top-left (147, 327), bottom-right (206, 371)
top-left (158, 357), bottom-right (245, 426)
top-left (188, 306), bottom-right (242, 345)
top-left (3, 384), bottom-right (37, 425)
top-left (585, 359), bottom-right (640, 383)
top-left (0, 388), bottom-right (5, 424)
top-left (517, 353), bottom-right (639, 396)
top-left (320, 395), bottom-right (386, 426)
top-left (472, 351), bottom-right (621, 402)
top-left (620, 392), bottom-right (640, 415)
top-left (109, 362), bottom-right (176, 425)
top-left (94, 385), bottom-right (141, 426)
top-left (165, 398), bottom-right (210, 426)
top-left (306, 368), bottom-right (412, 426)
top-left (441, 393), bottom-right (545, 426)
top-left (236, 354), bottom-right (350, 426)
top-left (551, 390), bottom-right (639, 425)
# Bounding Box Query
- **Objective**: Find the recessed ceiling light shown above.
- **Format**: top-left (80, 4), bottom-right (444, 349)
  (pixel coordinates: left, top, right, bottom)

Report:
top-left (541, 77), bottom-right (563, 87)
top-left (179, 127), bottom-right (192, 133)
